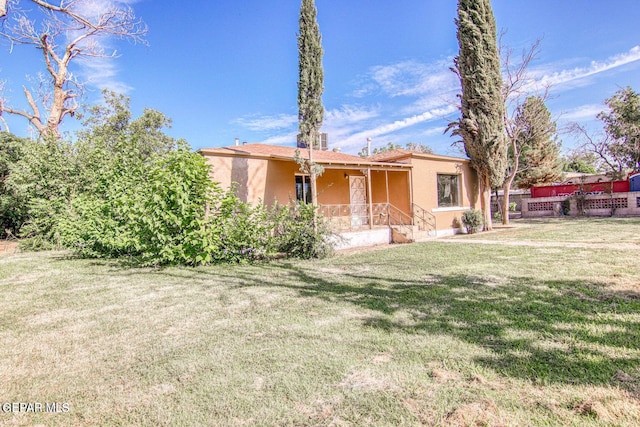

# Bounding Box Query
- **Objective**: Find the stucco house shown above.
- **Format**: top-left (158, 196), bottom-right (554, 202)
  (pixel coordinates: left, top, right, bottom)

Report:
top-left (199, 143), bottom-right (478, 248)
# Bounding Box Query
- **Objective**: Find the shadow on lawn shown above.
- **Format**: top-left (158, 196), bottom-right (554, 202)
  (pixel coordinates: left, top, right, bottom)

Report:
top-left (205, 261), bottom-right (640, 389)
top-left (84, 253), bottom-right (640, 389)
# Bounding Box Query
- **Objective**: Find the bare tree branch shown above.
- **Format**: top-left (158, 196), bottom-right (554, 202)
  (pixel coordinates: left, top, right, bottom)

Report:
top-left (0, 0), bottom-right (147, 139)
top-left (566, 122), bottom-right (626, 177)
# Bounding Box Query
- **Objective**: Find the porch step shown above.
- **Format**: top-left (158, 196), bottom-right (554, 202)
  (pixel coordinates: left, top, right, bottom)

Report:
top-left (390, 225), bottom-right (437, 243)
top-left (413, 229), bottom-right (437, 242)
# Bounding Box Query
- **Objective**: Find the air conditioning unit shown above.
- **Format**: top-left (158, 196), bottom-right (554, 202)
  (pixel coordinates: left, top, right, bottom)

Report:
top-left (297, 133), bottom-right (328, 150)
top-left (320, 133), bottom-right (328, 151)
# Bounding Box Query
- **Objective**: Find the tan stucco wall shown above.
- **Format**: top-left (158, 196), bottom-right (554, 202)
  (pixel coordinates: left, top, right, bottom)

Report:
top-left (205, 154), bottom-right (292, 204)
top-left (370, 170), bottom-right (411, 214)
top-left (317, 169), bottom-right (352, 205)
top-left (204, 151), bottom-right (478, 233)
top-left (204, 154), bottom-right (362, 206)
top-left (410, 157), bottom-right (478, 232)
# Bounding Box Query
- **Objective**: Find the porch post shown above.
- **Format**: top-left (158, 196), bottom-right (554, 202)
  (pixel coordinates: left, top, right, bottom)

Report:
top-left (385, 170), bottom-right (390, 205)
top-left (367, 167), bottom-right (374, 229)
top-left (408, 169), bottom-right (414, 209)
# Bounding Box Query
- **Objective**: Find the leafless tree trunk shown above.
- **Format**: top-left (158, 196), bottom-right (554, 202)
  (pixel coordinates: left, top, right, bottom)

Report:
top-left (0, 0), bottom-right (147, 139)
top-left (500, 37), bottom-right (548, 225)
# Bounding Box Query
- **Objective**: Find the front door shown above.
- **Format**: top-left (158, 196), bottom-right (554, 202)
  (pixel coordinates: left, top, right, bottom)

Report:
top-left (349, 176), bottom-right (368, 227)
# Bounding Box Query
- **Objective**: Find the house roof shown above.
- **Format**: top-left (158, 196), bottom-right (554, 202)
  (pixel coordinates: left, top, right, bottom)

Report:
top-left (199, 144), bottom-right (412, 169)
top-left (367, 149), bottom-right (470, 163)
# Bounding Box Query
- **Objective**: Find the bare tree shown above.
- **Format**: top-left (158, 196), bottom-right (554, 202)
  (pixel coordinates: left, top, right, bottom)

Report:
top-left (499, 38), bottom-right (560, 225)
top-left (567, 122), bottom-right (626, 179)
top-left (0, 0), bottom-right (147, 139)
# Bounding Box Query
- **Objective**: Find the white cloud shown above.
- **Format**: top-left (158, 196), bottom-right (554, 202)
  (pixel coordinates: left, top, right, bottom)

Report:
top-left (558, 104), bottom-right (604, 122)
top-left (368, 58), bottom-right (457, 98)
top-left (528, 45), bottom-right (640, 91)
top-left (235, 113), bottom-right (298, 132)
top-left (336, 104), bottom-right (457, 151)
top-left (324, 104), bottom-right (379, 124)
top-left (258, 132), bottom-right (297, 146)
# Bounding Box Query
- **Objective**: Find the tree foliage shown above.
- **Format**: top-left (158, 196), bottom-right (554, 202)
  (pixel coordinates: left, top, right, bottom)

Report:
top-left (358, 141), bottom-right (433, 158)
top-left (4, 94), bottom-right (334, 263)
top-left (512, 96), bottom-right (563, 189)
top-left (562, 150), bottom-right (599, 174)
top-left (297, 0), bottom-right (324, 151)
top-left (0, 132), bottom-right (27, 237)
top-left (297, 0), bottom-right (324, 213)
top-left (449, 0), bottom-right (506, 230)
top-left (597, 86), bottom-right (640, 171)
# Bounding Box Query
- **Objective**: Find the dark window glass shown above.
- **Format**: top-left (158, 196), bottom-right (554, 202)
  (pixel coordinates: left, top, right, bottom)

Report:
top-left (295, 175), bottom-right (312, 203)
top-left (437, 174), bottom-right (460, 207)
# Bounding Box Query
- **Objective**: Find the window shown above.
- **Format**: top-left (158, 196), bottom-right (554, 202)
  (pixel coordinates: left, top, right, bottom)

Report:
top-left (437, 174), bottom-right (460, 207)
top-left (295, 175), bottom-right (312, 203)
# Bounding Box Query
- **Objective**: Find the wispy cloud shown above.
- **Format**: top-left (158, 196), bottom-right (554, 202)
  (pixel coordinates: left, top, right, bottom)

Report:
top-left (71, 0), bottom-right (143, 94)
top-left (335, 105), bottom-right (457, 151)
top-left (325, 105), bottom-right (379, 124)
top-left (240, 45), bottom-right (640, 155)
top-left (528, 45), bottom-right (640, 92)
top-left (558, 104), bottom-right (604, 122)
top-left (368, 58), bottom-right (457, 98)
top-left (234, 113), bottom-right (298, 132)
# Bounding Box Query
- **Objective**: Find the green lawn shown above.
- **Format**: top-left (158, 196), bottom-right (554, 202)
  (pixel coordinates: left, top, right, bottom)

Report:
top-left (452, 217), bottom-right (640, 244)
top-left (1, 219), bottom-right (639, 426)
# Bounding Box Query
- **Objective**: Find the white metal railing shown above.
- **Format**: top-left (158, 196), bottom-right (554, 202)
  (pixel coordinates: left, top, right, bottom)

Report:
top-left (318, 203), bottom-right (412, 231)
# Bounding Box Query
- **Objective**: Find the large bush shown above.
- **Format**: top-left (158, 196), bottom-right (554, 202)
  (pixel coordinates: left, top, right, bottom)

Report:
top-left (4, 137), bottom-right (78, 248)
top-left (0, 133), bottom-right (27, 238)
top-left (5, 93), bottom-right (335, 264)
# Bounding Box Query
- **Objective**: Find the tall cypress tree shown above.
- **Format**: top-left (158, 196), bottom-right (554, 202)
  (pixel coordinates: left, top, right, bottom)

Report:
top-left (451, 0), bottom-right (506, 230)
top-left (297, 0), bottom-right (324, 210)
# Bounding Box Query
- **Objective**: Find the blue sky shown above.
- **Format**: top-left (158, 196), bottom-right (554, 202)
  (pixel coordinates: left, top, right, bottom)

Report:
top-left (2, 0), bottom-right (640, 156)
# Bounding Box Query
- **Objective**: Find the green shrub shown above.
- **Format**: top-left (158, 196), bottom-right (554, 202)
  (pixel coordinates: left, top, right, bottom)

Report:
top-left (562, 198), bottom-right (571, 216)
top-left (275, 202), bottom-right (334, 259)
top-left (461, 209), bottom-right (484, 234)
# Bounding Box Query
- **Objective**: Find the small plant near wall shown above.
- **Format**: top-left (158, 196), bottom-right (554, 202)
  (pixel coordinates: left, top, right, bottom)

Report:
top-left (461, 209), bottom-right (484, 234)
top-left (562, 198), bottom-right (571, 216)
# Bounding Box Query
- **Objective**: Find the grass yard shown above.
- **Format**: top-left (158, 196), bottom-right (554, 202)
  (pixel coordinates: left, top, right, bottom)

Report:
top-left (1, 218), bottom-right (639, 426)
top-left (452, 217), bottom-right (640, 245)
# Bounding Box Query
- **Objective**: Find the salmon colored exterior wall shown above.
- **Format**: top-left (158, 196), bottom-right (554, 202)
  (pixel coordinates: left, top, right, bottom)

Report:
top-left (370, 170), bottom-right (411, 214)
top-left (204, 151), bottom-right (478, 234)
top-left (410, 156), bottom-right (478, 232)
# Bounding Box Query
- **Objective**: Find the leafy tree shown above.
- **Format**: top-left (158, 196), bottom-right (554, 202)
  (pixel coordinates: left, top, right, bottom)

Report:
top-left (0, 132), bottom-right (26, 237)
top-left (449, 0), bottom-right (506, 231)
top-left (5, 137), bottom-right (78, 248)
top-left (358, 141), bottom-right (433, 157)
top-left (512, 96), bottom-right (563, 189)
top-left (297, 0), bottom-right (324, 216)
top-left (562, 150), bottom-right (599, 174)
top-left (77, 90), bottom-right (176, 159)
top-left (597, 86), bottom-right (640, 171)
top-left (0, 0), bottom-right (147, 138)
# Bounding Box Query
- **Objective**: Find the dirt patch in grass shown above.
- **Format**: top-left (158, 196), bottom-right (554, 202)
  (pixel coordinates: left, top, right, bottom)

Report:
top-left (445, 398), bottom-right (507, 427)
top-left (0, 241), bottom-right (18, 256)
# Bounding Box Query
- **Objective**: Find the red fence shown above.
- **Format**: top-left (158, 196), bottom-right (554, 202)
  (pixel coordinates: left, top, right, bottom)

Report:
top-left (531, 181), bottom-right (630, 198)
